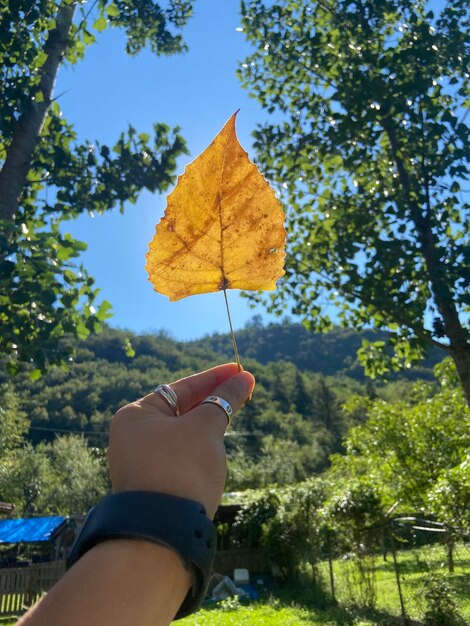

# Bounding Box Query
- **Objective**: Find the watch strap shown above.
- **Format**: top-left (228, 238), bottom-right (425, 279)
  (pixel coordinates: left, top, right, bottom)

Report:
top-left (66, 491), bottom-right (217, 619)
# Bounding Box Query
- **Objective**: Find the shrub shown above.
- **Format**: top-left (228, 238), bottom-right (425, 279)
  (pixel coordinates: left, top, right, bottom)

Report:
top-left (421, 575), bottom-right (464, 626)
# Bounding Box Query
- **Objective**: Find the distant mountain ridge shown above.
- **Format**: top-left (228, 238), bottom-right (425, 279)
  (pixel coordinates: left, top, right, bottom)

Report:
top-left (1, 321), bottom-right (440, 488)
top-left (184, 321), bottom-right (440, 380)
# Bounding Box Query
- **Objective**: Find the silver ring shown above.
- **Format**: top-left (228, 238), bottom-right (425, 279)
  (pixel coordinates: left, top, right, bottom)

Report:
top-left (154, 384), bottom-right (180, 416)
top-left (201, 395), bottom-right (233, 427)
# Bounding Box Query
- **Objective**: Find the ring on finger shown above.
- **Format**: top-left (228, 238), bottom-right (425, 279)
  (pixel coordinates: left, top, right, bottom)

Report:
top-left (154, 384), bottom-right (180, 416)
top-left (201, 395), bottom-right (233, 427)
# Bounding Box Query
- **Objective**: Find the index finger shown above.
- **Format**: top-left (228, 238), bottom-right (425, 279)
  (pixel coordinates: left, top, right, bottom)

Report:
top-left (138, 363), bottom-right (242, 415)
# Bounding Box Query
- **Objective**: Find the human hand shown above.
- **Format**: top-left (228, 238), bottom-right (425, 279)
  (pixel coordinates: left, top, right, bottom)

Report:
top-left (107, 363), bottom-right (255, 518)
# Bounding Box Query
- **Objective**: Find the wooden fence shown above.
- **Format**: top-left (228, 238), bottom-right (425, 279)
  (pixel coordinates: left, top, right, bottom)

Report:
top-left (214, 549), bottom-right (267, 576)
top-left (0, 550), bottom-right (266, 619)
top-left (0, 562), bottom-right (65, 620)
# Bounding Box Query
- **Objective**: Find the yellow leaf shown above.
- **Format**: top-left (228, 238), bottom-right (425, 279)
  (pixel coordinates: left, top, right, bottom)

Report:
top-left (146, 111), bottom-right (286, 301)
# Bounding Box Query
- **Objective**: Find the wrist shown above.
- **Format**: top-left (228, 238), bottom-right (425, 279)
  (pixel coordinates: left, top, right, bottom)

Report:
top-left (83, 540), bottom-right (192, 613)
top-left (20, 539), bottom-right (191, 626)
top-left (67, 491), bottom-right (217, 619)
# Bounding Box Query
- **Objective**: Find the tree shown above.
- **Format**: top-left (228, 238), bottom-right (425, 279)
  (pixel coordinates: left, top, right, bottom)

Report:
top-left (0, 0), bottom-right (193, 374)
top-left (238, 0), bottom-right (470, 404)
top-left (426, 454), bottom-right (470, 536)
top-left (0, 384), bottom-right (29, 459)
top-left (44, 435), bottom-right (108, 514)
top-left (227, 435), bottom-right (309, 489)
top-left (0, 443), bottom-right (53, 516)
top-left (329, 358), bottom-right (470, 573)
top-left (326, 481), bottom-right (383, 608)
top-left (257, 479), bottom-right (329, 582)
top-left (271, 372), bottom-right (291, 411)
top-left (0, 435), bottom-right (108, 515)
top-left (277, 479), bottom-right (329, 584)
top-left (426, 453), bottom-right (470, 572)
top-left (293, 369), bottom-right (312, 414)
top-left (312, 376), bottom-right (340, 432)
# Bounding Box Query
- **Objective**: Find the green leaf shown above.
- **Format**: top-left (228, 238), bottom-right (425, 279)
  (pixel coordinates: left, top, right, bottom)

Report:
top-left (76, 321), bottom-right (91, 340)
top-left (105, 3), bottom-right (120, 17)
top-left (35, 51), bottom-right (47, 68)
top-left (6, 362), bottom-right (20, 376)
top-left (29, 369), bottom-right (43, 381)
top-left (93, 16), bottom-right (108, 32)
top-left (64, 270), bottom-right (77, 284)
top-left (124, 338), bottom-right (136, 358)
top-left (82, 30), bottom-right (96, 46)
top-left (96, 300), bottom-right (113, 321)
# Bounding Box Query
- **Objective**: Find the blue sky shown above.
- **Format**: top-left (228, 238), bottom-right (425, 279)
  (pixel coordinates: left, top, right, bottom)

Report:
top-left (56, 0), bottom-right (286, 340)
top-left (56, 0), bottom-right (447, 341)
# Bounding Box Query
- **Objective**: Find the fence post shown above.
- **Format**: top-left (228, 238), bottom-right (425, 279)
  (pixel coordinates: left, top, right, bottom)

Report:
top-left (327, 529), bottom-right (336, 604)
top-left (391, 534), bottom-right (408, 626)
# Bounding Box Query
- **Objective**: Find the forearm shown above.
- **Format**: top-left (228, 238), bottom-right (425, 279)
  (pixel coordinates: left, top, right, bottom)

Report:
top-left (18, 540), bottom-right (191, 626)
top-left (17, 365), bottom-right (255, 626)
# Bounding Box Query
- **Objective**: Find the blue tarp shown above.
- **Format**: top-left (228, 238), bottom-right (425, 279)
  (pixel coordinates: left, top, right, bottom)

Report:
top-left (0, 516), bottom-right (66, 544)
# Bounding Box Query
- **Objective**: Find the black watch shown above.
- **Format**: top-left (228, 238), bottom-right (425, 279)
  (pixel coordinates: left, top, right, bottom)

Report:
top-left (67, 491), bottom-right (217, 620)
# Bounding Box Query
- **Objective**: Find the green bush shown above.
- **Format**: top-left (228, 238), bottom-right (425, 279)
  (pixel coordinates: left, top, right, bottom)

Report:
top-left (422, 575), bottom-right (464, 626)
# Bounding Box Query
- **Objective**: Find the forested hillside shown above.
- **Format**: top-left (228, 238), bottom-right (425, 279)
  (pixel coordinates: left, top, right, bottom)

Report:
top-left (1, 321), bottom-right (435, 501)
top-left (187, 318), bottom-right (440, 379)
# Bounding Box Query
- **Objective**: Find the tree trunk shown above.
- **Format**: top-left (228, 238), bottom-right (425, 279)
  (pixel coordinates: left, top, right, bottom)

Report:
top-left (391, 535), bottom-right (409, 626)
top-left (446, 536), bottom-right (455, 574)
top-left (0, 3), bottom-right (76, 225)
top-left (310, 561), bottom-right (317, 586)
top-left (450, 345), bottom-right (470, 409)
top-left (326, 531), bottom-right (336, 604)
top-left (382, 120), bottom-right (470, 408)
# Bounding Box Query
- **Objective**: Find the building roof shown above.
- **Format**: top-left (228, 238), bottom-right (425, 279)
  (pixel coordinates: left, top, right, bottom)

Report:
top-left (0, 502), bottom-right (15, 515)
top-left (0, 516), bottom-right (67, 544)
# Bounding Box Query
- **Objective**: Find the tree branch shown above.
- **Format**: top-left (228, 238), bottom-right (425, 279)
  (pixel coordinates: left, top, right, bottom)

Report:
top-left (380, 115), bottom-right (470, 405)
top-left (293, 257), bottom-right (452, 353)
top-left (0, 2), bottom-right (77, 225)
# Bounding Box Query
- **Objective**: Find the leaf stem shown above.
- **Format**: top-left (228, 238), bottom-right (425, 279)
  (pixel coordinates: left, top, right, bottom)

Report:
top-left (223, 289), bottom-right (241, 371)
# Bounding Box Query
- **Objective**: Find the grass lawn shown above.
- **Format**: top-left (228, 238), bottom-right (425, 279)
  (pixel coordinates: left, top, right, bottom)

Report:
top-left (2, 545), bottom-right (469, 625)
top-left (181, 601), bottom-right (337, 625)
top-left (323, 543), bottom-right (470, 623)
top-left (180, 543), bottom-right (470, 626)
top-left (179, 597), bottom-right (418, 625)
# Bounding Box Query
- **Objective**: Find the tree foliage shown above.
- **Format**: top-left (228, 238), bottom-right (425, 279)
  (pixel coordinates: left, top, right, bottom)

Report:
top-left (238, 0), bottom-right (470, 403)
top-left (227, 358), bottom-right (469, 583)
top-left (0, 0), bottom-right (193, 374)
top-left (0, 435), bottom-right (108, 516)
top-left (0, 384), bottom-right (29, 460)
top-left (330, 359), bottom-right (470, 534)
top-left (188, 319), bottom-right (440, 380)
top-left (1, 323), bottom-right (371, 490)
top-left (231, 479), bottom-right (329, 582)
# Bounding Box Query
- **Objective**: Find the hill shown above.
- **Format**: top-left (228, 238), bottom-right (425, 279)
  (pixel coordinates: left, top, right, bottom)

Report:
top-left (0, 321), bottom-right (439, 491)
top-left (186, 319), bottom-right (440, 379)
